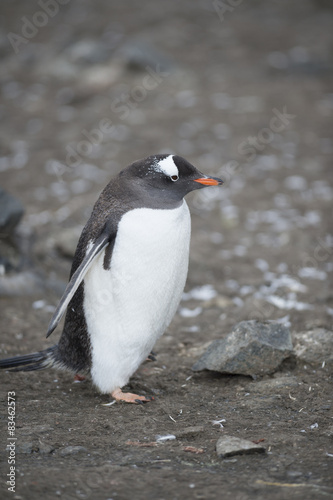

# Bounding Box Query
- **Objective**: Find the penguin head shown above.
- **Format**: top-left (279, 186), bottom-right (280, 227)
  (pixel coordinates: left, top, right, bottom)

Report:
top-left (120, 154), bottom-right (223, 205)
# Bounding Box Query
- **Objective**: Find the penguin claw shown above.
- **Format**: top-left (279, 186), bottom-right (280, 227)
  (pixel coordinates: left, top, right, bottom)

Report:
top-left (111, 388), bottom-right (154, 404)
top-left (146, 351), bottom-right (157, 362)
top-left (146, 354), bottom-right (156, 362)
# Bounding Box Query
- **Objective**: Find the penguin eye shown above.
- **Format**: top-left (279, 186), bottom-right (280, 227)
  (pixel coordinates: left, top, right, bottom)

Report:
top-left (170, 174), bottom-right (179, 182)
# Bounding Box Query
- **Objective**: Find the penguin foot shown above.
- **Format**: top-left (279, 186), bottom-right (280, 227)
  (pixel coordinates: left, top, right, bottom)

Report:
top-left (111, 388), bottom-right (154, 404)
top-left (146, 351), bottom-right (157, 362)
top-left (73, 374), bottom-right (86, 382)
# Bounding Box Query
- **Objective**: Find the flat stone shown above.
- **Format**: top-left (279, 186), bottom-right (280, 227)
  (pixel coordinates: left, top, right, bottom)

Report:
top-left (293, 329), bottom-right (333, 368)
top-left (116, 39), bottom-right (173, 73)
top-left (192, 320), bottom-right (293, 376)
top-left (0, 270), bottom-right (44, 296)
top-left (38, 440), bottom-right (55, 454)
top-left (60, 446), bottom-right (88, 456)
top-left (79, 64), bottom-right (122, 93)
top-left (65, 39), bottom-right (112, 65)
top-left (16, 442), bottom-right (38, 454)
top-left (0, 270), bottom-right (66, 297)
top-left (174, 426), bottom-right (205, 439)
top-left (216, 435), bottom-right (266, 458)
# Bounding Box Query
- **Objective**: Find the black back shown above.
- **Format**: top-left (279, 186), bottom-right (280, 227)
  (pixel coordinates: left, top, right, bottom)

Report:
top-left (56, 154), bottom-right (211, 372)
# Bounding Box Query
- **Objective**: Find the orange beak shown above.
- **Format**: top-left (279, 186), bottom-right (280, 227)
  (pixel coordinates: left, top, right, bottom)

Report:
top-left (194, 176), bottom-right (223, 186)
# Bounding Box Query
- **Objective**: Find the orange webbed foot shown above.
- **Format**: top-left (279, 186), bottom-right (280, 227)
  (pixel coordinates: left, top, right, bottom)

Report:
top-left (111, 388), bottom-right (154, 404)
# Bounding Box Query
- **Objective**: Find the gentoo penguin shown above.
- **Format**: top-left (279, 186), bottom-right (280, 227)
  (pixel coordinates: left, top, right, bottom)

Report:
top-left (0, 154), bottom-right (223, 403)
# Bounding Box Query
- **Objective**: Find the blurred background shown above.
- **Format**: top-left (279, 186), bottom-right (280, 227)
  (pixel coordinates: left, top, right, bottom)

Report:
top-left (0, 0), bottom-right (332, 334)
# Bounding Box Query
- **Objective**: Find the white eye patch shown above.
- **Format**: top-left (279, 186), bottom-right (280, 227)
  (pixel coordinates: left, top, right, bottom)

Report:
top-left (154, 155), bottom-right (179, 178)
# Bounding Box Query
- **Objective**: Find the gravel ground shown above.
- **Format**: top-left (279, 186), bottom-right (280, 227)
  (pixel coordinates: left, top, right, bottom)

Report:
top-left (0, 1), bottom-right (332, 499)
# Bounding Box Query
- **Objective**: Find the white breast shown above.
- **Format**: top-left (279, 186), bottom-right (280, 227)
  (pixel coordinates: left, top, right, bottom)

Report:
top-left (83, 201), bottom-right (191, 394)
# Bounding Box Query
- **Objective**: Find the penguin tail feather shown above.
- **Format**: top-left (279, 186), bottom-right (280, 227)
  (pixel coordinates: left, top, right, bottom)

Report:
top-left (0, 346), bottom-right (62, 372)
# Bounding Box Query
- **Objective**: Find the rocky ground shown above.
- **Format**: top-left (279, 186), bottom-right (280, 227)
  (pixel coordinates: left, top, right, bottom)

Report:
top-left (0, 1), bottom-right (332, 499)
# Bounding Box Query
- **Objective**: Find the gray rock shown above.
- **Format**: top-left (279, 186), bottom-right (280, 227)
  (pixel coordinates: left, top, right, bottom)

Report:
top-left (0, 188), bottom-right (26, 273)
top-left (0, 270), bottom-right (44, 296)
top-left (0, 187), bottom-right (24, 235)
top-left (78, 64), bottom-right (122, 93)
top-left (16, 442), bottom-right (38, 454)
top-left (60, 446), bottom-right (88, 456)
top-left (38, 440), bottom-right (55, 454)
top-left (0, 270), bottom-right (66, 297)
top-left (65, 39), bottom-right (112, 65)
top-left (174, 426), bottom-right (205, 439)
top-left (216, 435), bottom-right (266, 458)
top-left (116, 40), bottom-right (173, 73)
top-left (0, 239), bottom-right (21, 271)
top-left (293, 328), bottom-right (333, 369)
top-left (192, 320), bottom-right (293, 376)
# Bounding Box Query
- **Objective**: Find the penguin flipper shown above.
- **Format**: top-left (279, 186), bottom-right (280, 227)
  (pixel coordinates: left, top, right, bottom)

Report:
top-left (46, 232), bottom-right (111, 338)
